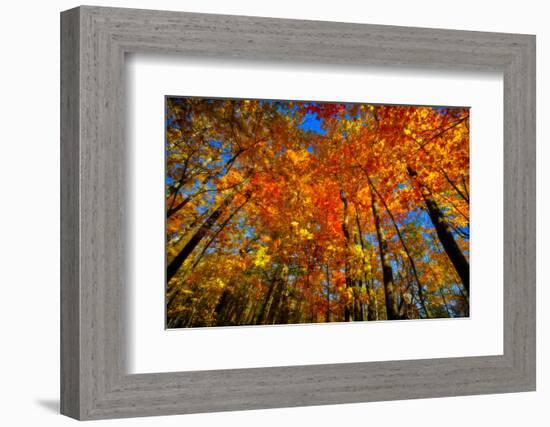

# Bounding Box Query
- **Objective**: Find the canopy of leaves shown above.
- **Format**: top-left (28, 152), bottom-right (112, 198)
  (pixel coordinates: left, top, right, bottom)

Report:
top-left (165, 97), bottom-right (470, 328)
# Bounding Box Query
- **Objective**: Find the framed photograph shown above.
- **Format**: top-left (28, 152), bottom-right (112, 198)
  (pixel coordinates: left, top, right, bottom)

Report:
top-left (61, 5), bottom-right (536, 420)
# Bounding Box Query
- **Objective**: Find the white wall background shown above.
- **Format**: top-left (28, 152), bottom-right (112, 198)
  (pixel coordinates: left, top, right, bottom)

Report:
top-left (0, 1), bottom-right (546, 425)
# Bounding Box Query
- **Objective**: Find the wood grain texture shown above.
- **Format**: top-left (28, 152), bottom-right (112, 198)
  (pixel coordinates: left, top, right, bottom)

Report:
top-left (60, 5), bottom-right (536, 420)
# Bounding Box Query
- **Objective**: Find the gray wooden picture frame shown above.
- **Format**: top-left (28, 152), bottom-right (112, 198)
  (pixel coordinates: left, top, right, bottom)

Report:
top-left (60, 5), bottom-right (536, 421)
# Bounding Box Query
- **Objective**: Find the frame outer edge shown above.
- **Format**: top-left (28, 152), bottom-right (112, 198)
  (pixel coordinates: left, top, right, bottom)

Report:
top-left (528, 35), bottom-right (536, 390)
top-left (503, 34), bottom-right (536, 391)
top-left (520, 34), bottom-right (536, 389)
top-left (60, 5), bottom-right (537, 420)
top-left (60, 6), bottom-right (81, 420)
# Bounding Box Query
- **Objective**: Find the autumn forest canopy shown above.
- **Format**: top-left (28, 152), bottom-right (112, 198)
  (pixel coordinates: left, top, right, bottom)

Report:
top-left (166, 97), bottom-right (470, 328)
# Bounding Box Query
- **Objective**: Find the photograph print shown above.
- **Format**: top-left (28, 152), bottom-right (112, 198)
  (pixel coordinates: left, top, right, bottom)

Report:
top-left (165, 97), bottom-right (470, 329)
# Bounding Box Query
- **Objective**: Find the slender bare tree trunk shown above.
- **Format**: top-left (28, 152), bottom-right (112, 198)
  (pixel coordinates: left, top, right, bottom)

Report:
top-left (214, 289), bottom-right (231, 325)
top-left (340, 189), bottom-right (353, 321)
top-left (256, 268), bottom-right (279, 324)
top-left (354, 210), bottom-right (375, 321)
top-left (367, 177), bottom-right (431, 318)
top-left (325, 264), bottom-right (331, 322)
top-left (369, 182), bottom-right (400, 320)
top-left (439, 287), bottom-right (452, 318)
top-left (366, 279), bottom-right (378, 321)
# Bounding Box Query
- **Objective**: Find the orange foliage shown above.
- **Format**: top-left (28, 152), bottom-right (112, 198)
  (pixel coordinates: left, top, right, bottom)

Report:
top-left (165, 98), bottom-right (470, 328)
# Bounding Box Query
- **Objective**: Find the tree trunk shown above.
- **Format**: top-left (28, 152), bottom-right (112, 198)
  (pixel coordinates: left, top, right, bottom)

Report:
top-left (407, 166), bottom-right (470, 294)
top-left (354, 210), bottom-right (375, 321)
top-left (340, 189), bottom-right (353, 321)
top-left (325, 264), bottom-right (331, 322)
top-left (353, 284), bottom-right (364, 321)
top-left (439, 287), bottom-right (452, 318)
top-left (214, 289), bottom-right (231, 325)
top-left (276, 287), bottom-right (290, 324)
top-left (369, 182), bottom-right (400, 320)
top-left (166, 193), bottom-right (237, 283)
top-left (367, 177), bottom-right (431, 318)
top-left (366, 279), bottom-right (378, 321)
top-left (191, 194), bottom-right (252, 269)
top-left (266, 277), bottom-right (285, 324)
top-left (256, 267), bottom-right (280, 324)
top-left (246, 300), bottom-right (259, 325)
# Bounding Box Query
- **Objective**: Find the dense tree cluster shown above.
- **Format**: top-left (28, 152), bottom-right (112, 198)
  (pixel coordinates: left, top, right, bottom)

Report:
top-left (165, 97), bottom-right (470, 328)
